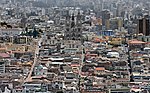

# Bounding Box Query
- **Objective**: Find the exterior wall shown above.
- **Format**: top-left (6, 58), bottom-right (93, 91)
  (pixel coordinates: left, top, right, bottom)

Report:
top-left (0, 28), bottom-right (23, 36)
top-left (0, 62), bottom-right (5, 73)
top-left (64, 13), bottom-right (82, 40)
top-left (137, 18), bottom-right (149, 36)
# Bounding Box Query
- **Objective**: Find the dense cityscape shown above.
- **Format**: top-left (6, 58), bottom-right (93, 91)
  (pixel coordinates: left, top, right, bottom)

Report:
top-left (0, 0), bottom-right (150, 93)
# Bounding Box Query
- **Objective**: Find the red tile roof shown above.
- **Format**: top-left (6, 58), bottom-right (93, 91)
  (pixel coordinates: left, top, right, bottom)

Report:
top-left (71, 64), bottom-right (80, 67)
top-left (0, 53), bottom-right (10, 58)
top-left (95, 67), bottom-right (105, 71)
top-left (129, 39), bottom-right (146, 44)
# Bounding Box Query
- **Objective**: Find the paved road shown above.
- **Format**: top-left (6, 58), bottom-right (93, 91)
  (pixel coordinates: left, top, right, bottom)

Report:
top-left (25, 34), bottom-right (45, 81)
top-left (79, 45), bottom-right (85, 91)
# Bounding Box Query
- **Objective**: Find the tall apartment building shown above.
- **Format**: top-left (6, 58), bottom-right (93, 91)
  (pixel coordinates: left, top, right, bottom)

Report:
top-left (137, 16), bottom-right (150, 36)
top-left (106, 17), bottom-right (123, 30)
top-left (101, 9), bottom-right (110, 27)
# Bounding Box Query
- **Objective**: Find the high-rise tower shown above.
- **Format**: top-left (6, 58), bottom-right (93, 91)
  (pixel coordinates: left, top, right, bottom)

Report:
top-left (137, 15), bottom-right (150, 36)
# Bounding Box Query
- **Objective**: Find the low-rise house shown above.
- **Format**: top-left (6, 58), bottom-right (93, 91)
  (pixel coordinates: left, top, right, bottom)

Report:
top-left (50, 80), bottom-right (65, 92)
top-left (0, 28), bottom-right (23, 36)
top-left (94, 67), bottom-right (106, 76)
top-left (128, 39), bottom-right (146, 51)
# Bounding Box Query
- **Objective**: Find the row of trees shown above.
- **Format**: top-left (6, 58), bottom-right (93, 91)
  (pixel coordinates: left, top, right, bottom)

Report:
top-left (20, 27), bottom-right (43, 38)
top-left (0, 22), bottom-right (12, 28)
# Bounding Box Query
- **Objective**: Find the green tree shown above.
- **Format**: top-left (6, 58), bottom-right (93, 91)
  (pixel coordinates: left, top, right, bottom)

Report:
top-left (33, 28), bottom-right (39, 38)
top-left (25, 27), bottom-right (28, 32)
top-left (39, 29), bottom-right (43, 33)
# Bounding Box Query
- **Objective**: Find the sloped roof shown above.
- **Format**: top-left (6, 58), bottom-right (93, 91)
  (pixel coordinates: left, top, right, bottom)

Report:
top-left (0, 53), bottom-right (10, 58)
top-left (129, 39), bottom-right (146, 44)
top-left (95, 67), bottom-right (105, 71)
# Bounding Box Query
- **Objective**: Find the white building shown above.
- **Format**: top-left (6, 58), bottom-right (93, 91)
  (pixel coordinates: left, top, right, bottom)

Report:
top-left (0, 28), bottom-right (23, 36)
top-left (107, 52), bottom-right (119, 58)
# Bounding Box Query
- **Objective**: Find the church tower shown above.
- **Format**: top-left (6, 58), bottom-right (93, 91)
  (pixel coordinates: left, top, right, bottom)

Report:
top-left (64, 11), bottom-right (82, 41)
